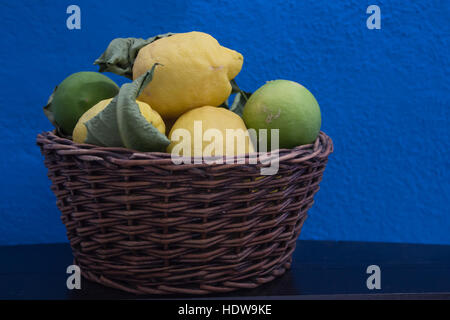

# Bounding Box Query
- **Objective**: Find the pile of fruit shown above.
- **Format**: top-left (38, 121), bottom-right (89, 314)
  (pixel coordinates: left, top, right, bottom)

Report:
top-left (44, 31), bottom-right (322, 156)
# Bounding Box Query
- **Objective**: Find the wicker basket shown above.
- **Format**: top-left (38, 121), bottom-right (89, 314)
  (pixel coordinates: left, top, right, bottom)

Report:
top-left (36, 130), bottom-right (333, 295)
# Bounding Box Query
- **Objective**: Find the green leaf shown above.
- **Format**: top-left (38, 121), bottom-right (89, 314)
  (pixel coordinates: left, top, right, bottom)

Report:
top-left (43, 86), bottom-right (56, 126)
top-left (84, 64), bottom-right (170, 152)
top-left (116, 64), bottom-right (170, 151)
top-left (84, 95), bottom-right (123, 147)
top-left (230, 79), bottom-right (242, 94)
top-left (218, 79), bottom-right (252, 112)
top-left (94, 33), bottom-right (174, 79)
top-left (228, 79), bottom-right (252, 117)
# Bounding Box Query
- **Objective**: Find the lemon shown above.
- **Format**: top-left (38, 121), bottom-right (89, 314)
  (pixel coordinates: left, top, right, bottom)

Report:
top-left (73, 98), bottom-right (165, 143)
top-left (167, 106), bottom-right (254, 157)
top-left (133, 32), bottom-right (244, 120)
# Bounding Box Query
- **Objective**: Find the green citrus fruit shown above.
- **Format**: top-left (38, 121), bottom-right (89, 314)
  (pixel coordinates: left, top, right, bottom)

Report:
top-left (242, 80), bottom-right (321, 149)
top-left (49, 72), bottom-right (119, 135)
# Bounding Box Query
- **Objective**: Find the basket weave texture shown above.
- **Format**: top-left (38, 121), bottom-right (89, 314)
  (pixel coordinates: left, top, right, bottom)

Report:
top-left (36, 130), bottom-right (333, 295)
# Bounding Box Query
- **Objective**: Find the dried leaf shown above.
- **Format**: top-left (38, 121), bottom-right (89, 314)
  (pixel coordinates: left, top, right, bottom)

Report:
top-left (94, 33), bottom-right (174, 79)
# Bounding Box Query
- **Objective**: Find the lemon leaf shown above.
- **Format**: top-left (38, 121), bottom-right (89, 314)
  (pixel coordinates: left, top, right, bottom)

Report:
top-left (84, 64), bottom-right (170, 152)
top-left (228, 79), bottom-right (252, 117)
top-left (94, 33), bottom-right (174, 79)
top-left (84, 95), bottom-right (123, 147)
top-left (219, 79), bottom-right (252, 112)
top-left (117, 65), bottom-right (170, 151)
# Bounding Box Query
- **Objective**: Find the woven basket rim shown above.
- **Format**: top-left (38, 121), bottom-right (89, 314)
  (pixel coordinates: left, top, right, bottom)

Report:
top-left (36, 130), bottom-right (333, 167)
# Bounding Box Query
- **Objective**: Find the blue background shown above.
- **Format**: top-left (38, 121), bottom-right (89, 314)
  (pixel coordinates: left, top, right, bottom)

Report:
top-left (0, 0), bottom-right (448, 245)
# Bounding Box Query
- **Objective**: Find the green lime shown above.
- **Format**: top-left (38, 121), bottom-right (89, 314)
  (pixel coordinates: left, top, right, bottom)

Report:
top-left (242, 80), bottom-right (321, 149)
top-left (47, 72), bottom-right (119, 135)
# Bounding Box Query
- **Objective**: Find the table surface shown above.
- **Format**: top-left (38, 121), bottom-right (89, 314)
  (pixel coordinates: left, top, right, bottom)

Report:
top-left (1, 240), bottom-right (449, 300)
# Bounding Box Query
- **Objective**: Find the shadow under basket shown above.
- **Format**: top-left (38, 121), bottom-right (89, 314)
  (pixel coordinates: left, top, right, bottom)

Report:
top-left (36, 130), bottom-right (333, 295)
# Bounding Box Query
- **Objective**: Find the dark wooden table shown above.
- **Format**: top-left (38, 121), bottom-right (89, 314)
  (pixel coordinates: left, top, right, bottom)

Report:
top-left (1, 240), bottom-right (449, 299)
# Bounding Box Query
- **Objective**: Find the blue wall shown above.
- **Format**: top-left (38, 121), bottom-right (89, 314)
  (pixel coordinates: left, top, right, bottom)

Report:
top-left (0, 0), bottom-right (448, 245)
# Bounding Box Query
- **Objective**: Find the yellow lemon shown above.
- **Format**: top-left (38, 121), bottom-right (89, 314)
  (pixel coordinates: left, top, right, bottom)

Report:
top-left (73, 98), bottom-right (165, 143)
top-left (167, 106), bottom-right (254, 157)
top-left (133, 31), bottom-right (244, 120)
